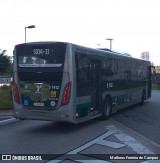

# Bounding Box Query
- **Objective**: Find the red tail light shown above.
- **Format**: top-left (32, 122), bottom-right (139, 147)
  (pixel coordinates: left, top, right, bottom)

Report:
top-left (61, 82), bottom-right (71, 106)
top-left (13, 82), bottom-right (20, 104)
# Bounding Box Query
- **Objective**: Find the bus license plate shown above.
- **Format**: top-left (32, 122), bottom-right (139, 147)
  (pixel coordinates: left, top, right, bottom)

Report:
top-left (34, 102), bottom-right (44, 107)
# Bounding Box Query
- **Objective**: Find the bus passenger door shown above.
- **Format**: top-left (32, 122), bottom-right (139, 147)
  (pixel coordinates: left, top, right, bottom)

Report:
top-left (147, 66), bottom-right (154, 98)
top-left (90, 60), bottom-right (102, 116)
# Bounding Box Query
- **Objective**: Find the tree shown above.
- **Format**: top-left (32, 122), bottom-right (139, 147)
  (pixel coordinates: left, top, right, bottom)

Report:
top-left (0, 49), bottom-right (13, 74)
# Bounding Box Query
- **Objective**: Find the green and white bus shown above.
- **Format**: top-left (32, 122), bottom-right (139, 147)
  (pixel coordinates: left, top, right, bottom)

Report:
top-left (12, 42), bottom-right (152, 124)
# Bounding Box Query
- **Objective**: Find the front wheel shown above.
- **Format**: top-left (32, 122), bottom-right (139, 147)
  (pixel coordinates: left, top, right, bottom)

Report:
top-left (101, 97), bottom-right (112, 120)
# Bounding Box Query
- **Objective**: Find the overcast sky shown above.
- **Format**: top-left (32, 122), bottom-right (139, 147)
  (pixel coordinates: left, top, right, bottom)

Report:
top-left (1, 0), bottom-right (160, 65)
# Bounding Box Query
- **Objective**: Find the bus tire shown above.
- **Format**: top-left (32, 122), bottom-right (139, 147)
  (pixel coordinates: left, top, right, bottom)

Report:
top-left (101, 97), bottom-right (112, 120)
top-left (140, 91), bottom-right (145, 105)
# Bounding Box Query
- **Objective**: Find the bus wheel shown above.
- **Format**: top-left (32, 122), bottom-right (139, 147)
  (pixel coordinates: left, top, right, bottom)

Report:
top-left (140, 91), bottom-right (145, 105)
top-left (101, 97), bottom-right (112, 120)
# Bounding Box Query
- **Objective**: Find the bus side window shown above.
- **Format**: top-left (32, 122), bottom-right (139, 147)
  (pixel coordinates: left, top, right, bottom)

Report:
top-left (76, 53), bottom-right (90, 97)
top-left (102, 57), bottom-right (114, 79)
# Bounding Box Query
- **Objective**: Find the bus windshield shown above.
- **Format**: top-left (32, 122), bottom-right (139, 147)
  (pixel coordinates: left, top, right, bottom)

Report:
top-left (16, 42), bottom-right (66, 69)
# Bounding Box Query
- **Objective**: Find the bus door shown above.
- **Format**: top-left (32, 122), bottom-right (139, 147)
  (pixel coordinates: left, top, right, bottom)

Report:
top-left (90, 60), bottom-right (102, 116)
top-left (147, 66), bottom-right (154, 98)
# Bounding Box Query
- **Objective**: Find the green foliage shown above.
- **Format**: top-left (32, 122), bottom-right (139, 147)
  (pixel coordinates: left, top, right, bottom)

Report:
top-left (0, 49), bottom-right (13, 73)
top-left (152, 83), bottom-right (160, 90)
top-left (0, 85), bottom-right (12, 109)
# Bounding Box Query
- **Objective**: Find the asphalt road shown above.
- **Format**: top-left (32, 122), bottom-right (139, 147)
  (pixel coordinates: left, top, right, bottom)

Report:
top-left (0, 117), bottom-right (109, 154)
top-left (112, 90), bottom-right (160, 145)
top-left (0, 90), bottom-right (159, 158)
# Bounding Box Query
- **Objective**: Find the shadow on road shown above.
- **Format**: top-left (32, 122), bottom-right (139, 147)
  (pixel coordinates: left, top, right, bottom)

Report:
top-left (23, 118), bottom-right (101, 134)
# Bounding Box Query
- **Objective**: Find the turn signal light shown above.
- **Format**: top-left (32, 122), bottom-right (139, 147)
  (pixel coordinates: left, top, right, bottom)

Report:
top-left (61, 82), bottom-right (71, 106)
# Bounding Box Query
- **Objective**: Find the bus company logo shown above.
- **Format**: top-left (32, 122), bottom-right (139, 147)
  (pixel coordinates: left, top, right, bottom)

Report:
top-left (36, 84), bottom-right (42, 93)
top-left (2, 155), bottom-right (11, 160)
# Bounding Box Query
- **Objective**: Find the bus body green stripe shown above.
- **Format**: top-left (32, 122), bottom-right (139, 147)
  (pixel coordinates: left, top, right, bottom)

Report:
top-left (112, 94), bottom-right (129, 106)
top-left (76, 103), bottom-right (90, 118)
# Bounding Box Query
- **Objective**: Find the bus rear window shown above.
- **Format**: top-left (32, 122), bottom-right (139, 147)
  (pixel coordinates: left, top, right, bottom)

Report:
top-left (16, 42), bottom-right (66, 68)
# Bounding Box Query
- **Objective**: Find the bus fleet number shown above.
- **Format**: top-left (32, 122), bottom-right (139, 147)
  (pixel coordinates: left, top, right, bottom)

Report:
top-left (49, 85), bottom-right (59, 90)
top-left (107, 82), bottom-right (113, 88)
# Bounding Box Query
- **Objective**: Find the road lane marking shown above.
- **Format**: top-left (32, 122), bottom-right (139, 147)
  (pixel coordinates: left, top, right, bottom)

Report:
top-left (67, 131), bottom-right (114, 154)
top-left (47, 130), bottom-right (125, 163)
top-left (47, 125), bottom-right (159, 163)
top-left (0, 118), bottom-right (19, 126)
top-left (106, 125), bottom-right (156, 154)
top-left (97, 140), bottom-right (126, 149)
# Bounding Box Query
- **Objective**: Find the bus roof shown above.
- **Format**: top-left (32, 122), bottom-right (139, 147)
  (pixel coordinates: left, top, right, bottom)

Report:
top-left (14, 41), bottom-right (150, 63)
top-left (97, 48), bottom-right (132, 57)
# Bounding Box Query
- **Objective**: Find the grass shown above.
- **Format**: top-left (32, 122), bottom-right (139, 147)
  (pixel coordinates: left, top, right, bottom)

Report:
top-left (0, 85), bottom-right (13, 109)
top-left (152, 83), bottom-right (160, 90)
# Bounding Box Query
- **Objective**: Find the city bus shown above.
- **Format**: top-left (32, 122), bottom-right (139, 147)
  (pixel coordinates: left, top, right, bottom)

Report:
top-left (12, 42), bottom-right (152, 124)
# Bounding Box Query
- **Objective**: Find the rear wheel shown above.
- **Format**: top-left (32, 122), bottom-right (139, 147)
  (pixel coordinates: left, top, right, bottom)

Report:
top-left (101, 97), bottom-right (112, 120)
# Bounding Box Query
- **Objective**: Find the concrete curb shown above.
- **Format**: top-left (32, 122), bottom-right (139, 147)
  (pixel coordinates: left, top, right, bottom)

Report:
top-left (0, 118), bottom-right (19, 126)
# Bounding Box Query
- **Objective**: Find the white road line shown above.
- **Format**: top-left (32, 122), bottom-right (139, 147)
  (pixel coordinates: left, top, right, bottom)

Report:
top-left (0, 118), bottom-right (19, 126)
top-left (106, 125), bottom-right (156, 154)
top-left (111, 118), bottom-right (160, 149)
top-left (47, 131), bottom-right (114, 163)
top-left (97, 140), bottom-right (126, 149)
top-left (47, 124), bottom-right (159, 163)
top-left (67, 131), bottom-right (113, 154)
